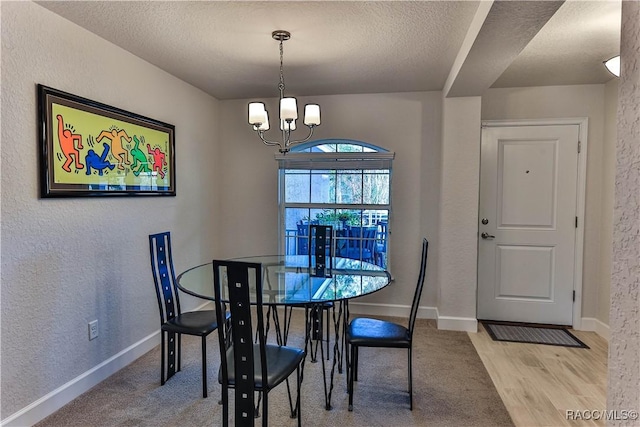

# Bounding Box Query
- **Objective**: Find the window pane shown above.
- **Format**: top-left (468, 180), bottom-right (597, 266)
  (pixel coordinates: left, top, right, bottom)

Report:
top-left (314, 209), bottom-right (336, 226)
top-left (363, 172), bottom-right (390, 204)
top-left (311, 172), bottom-right (335, 203)
top-left (313, 143), bottom-right (336, 152)
top-left (285, 208), bottom-right (310, 255)
top-left (285, 172), bottom-right (310, 203)
top-left (285, 208), bottom-right (309, 230)
top-left (336, 171), bottom-right (362, 204)
top-left (337, 144), bottom-right (364, 153)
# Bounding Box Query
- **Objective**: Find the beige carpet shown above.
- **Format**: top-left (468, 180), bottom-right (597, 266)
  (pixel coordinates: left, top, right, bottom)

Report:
top-left (36, 313), bottom-right (513, 427)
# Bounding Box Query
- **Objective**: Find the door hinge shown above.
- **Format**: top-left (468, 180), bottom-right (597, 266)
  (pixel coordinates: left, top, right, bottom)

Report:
top-left (575, 216), bottom-right (578, 228)
top-left (578, 141), bottom-right (582, 153)
top-left (573, 290), bottom-right (576, 302)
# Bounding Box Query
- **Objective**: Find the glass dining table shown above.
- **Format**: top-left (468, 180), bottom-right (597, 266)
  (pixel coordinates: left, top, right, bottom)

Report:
top-left (176, 254), bottom-right (392, 409)
top-left (177, 255), bottom-right (391, 305)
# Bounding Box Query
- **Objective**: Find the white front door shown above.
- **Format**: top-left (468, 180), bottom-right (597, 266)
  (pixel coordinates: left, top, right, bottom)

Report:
top-left (477, 123), bottom-right (580, 325)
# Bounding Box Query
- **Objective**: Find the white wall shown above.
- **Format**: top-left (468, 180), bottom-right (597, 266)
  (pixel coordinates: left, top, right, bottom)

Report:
top-left (482, 85), bottom-right (609, 324)
top-left (217, 92), bottom-right (443, 316)
top-left (1, 2), bottom-right (220, 421)
top-left (437, 96), bottom-right (481, 331)
top-left (600, 79), bottom-right (618, 325)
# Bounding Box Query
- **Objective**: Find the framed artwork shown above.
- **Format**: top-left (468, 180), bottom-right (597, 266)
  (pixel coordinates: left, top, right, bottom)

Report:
top-left (38, 84), bottom-right (176, 197)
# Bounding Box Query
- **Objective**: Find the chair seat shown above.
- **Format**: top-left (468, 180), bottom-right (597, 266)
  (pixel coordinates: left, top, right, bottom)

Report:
top-left (347, 317), bottom-right (410, 347)
top-left (219, 344), bottom-right (305, 390)
top-left (161, 310), bottom-right (219, 336)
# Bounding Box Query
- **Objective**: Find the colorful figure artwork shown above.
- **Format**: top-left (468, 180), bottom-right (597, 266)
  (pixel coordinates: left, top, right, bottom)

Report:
top-left (147, 143), bottom-right (167, 179)
top-left (96, 127), bottom-right (132, 170)
top-left (130, 136), bottom-right (151, 176)
top-left (39, 85), bottom-right (175, 197)
top-left (56, 114), bottom-right (84, 172)
top-left (85, 143), bottom-right (115, 176)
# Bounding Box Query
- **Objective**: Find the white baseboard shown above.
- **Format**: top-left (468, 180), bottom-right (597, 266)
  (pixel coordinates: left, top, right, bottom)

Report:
top-left (579, 317), bottom-right (610, 341)
top-left (1, 331), bottom-right (160, 427)
top-left (347, 302), bottom-right (437, 320)
top-left (436, 310), bottom-right (478, 333)
top-left (348, 303), bottom-right (478, 332)
top-left (1, 302), bottom-right (212, 427)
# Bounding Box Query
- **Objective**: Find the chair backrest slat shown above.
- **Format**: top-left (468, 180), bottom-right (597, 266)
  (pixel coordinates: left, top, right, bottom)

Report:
top-left (149, 232), bottom-right (181, 324)
top-left (408, 238), bottom-right (429, 338)
top-left (213, 260), bottom-right (266, 424)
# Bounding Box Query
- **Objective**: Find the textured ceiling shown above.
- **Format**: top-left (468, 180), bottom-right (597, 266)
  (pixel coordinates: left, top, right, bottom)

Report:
top-left (38, 0), bottom-right (621, 100)
top-left (493, 0), bottom-right (622, 88)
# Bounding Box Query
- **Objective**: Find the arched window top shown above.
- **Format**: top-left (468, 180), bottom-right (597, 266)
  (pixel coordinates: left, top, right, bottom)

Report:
top-left (291, 139), bottom-right (390, 154)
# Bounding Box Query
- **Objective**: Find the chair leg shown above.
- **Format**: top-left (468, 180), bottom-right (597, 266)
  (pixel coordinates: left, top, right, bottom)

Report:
top-left (348, 344), bottom-right (356, 411)
top-left (160, 331), bottom-right (165, 385)
top-left (221, 384), bottom-right (229, 427)
top-left (262, 390), bottom-right (268, 427)
top-left (345, 340), bottom-right (350, 391)
top-left (297, 366), bottom-right (302, 427)
top-left (201, 336), bottom-right (208, 398)
top-left (325, 307), bottom-right (330, 360)
top-left (354, 346), bottom-right (359, 381)
top-left (408, 346), bottom-right (413, 410)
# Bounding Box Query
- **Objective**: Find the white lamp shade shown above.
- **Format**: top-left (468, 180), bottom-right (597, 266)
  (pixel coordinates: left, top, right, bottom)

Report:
top-left (604, 55), bottom-right (620, 77)
top-left (280, 119), bottom-right (296, 131)
top-left (249, 102), bottom-right (266, 125)
top-left (280, 98), bottom-right (298, 120)
top-left (304, 104), bottom-right (321, 126)
top-left (257, 111), bottom-right (270, 131)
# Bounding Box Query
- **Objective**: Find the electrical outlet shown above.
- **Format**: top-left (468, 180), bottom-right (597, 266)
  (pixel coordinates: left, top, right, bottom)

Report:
top-left (88, 320), bottom-right (98, 340)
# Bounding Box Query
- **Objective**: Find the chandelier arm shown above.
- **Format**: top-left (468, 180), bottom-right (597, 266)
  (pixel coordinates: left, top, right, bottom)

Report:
top-left (288, 125), bottom-right (316, 146)
top-left (257, 131), bottom-right (284, 147)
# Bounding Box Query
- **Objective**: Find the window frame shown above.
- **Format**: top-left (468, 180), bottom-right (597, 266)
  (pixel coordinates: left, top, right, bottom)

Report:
top-left (277, 139), bottom-right (394, 268)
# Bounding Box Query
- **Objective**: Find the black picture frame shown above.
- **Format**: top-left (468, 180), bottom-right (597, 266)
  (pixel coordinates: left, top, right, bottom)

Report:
top-left (38, 84), bottom-right (176, 197)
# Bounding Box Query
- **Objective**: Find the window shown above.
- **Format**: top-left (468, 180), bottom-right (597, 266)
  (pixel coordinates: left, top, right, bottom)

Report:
top-left (278, 139), bottom-right (394, 268)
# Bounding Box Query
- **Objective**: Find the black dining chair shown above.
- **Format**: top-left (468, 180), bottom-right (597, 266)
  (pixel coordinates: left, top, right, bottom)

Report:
top-left (346, 237), bottom-right (429, 411)
top-left (149, 231), bottom-right (222, 398)
top-left (308, 224), bottom-right (335, 361)
top-left (213, 259), bottom-right (305, 427)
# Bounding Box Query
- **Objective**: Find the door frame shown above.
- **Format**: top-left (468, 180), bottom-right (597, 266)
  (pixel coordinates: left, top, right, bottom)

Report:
top-left (479, 118), bottom-right (588, 329)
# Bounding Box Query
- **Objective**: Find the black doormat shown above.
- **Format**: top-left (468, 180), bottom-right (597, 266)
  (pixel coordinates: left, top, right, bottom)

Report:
top-left (481, 320), bottom-right (589, 349)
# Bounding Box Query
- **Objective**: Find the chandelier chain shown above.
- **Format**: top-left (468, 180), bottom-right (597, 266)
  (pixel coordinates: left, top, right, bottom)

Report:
top-left (278, 39), bottom-right (285, 94)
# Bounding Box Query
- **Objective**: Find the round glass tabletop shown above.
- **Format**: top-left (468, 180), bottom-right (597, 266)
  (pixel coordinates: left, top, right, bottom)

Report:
top-left (177, 255), bottom-right (391, 305)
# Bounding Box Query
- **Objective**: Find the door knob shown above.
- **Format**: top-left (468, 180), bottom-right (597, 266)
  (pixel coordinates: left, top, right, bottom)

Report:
top-left (481, 232), bottom-right (495, 239)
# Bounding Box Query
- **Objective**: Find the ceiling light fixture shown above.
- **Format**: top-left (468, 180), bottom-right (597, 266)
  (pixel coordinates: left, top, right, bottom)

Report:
top-left (248, 30), bottom-right (321, 154)
top-left (604, 55), bottom-right (620, 77)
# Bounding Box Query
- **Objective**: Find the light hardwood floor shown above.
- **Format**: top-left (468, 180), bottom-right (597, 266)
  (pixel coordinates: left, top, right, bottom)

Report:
top-left (469, 324), bottom-right (608, 427)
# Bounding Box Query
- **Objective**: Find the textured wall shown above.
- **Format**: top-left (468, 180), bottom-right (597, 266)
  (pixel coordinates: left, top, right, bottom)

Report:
top-left (607, 0), bottom-right (640, 422)
top-left (1, 2), bottom-right (219, 419)
top-left (438, 96), bottom-right (481, 320)
top-left (217, 92), bottom-right (443, 313)
top-left (482, 85), bottom-right (607, 323)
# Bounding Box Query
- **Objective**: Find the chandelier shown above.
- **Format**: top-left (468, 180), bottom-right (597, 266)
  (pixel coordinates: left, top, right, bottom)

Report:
top-left (248, 30), bottom-right (321, 154)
